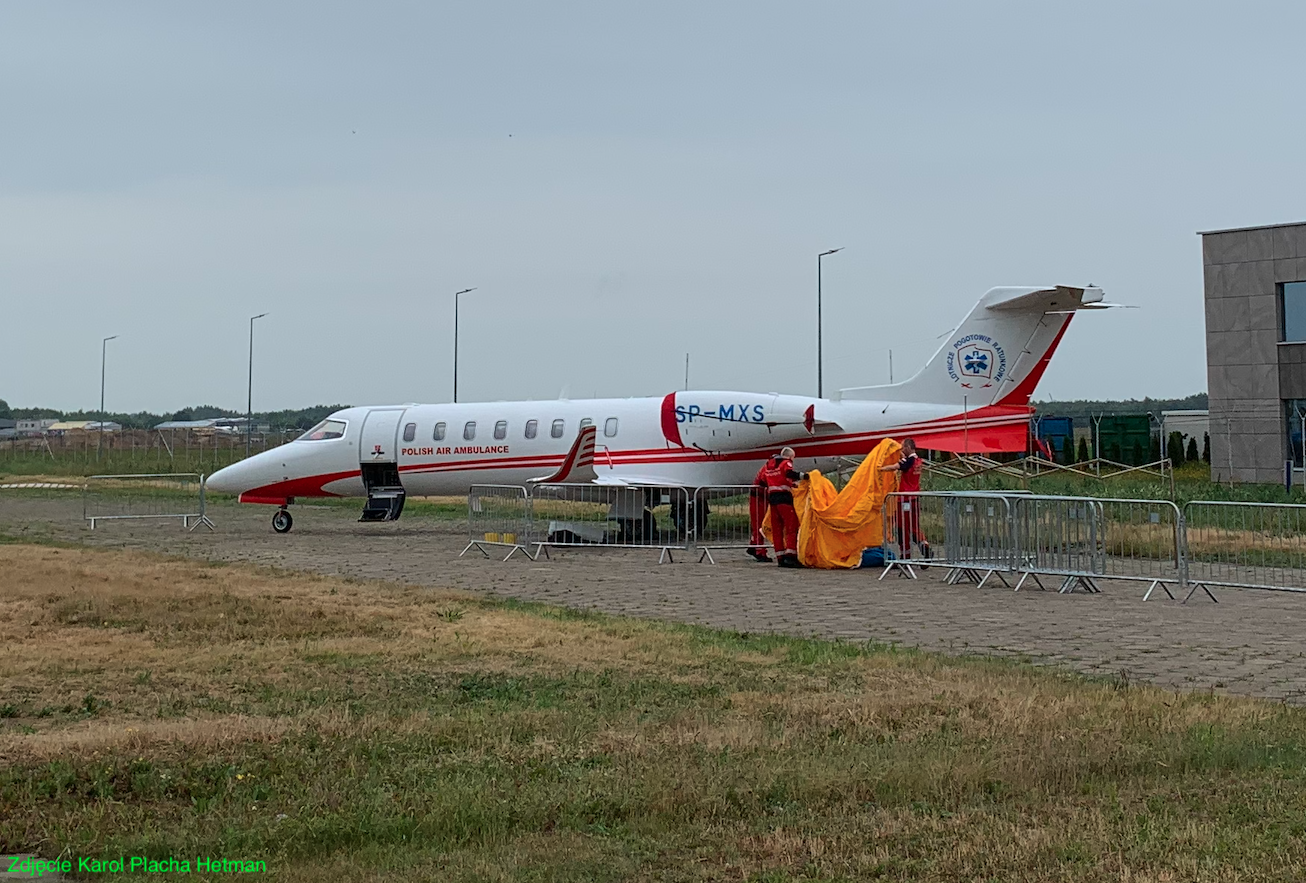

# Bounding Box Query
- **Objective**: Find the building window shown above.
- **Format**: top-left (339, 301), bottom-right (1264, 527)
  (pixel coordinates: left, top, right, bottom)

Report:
top-left (551, 419), bottom-right (565, 438)
top-left (402, 423), bottom-right (416, 442)
top-left (1282, 281), bottom-right (1306, 342)
top-left (464, 421), bottom-right (476, 440)
top-left (525, 419), bottom-right (538, 439)
top-left (494, 420), bottom-right (508, 440)
top-left (1287, 400), bottom-right (1306, 467)
top-left (434, 422), bottom-right (446, 441)
top-left (605, 417), bottom-right (619, 438)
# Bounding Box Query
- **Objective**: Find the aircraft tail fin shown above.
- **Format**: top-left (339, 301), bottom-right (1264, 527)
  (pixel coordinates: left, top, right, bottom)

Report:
top-left (529, 425), bottom-right (598, 484)
top-left (838, 285), bottom-right (1106, 409)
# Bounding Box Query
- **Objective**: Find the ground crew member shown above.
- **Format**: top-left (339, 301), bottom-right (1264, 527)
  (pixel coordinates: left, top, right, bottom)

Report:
top-left (880, 437), bottom-right (930, 559)
top-left (747, 461), bottom-right (772, 562)
top-left (760, 446), bottom-right (806, 568)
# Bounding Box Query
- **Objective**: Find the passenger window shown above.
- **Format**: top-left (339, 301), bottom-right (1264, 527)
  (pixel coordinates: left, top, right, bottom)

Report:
top-left (525, 419), bottom-right (538, 439)
top-left (579, 418), bottom-right (593, 429)
top-left (464, 421), bottom-right (476, 440)
top-left (605, 417), bottom-right (618, 438)
top-left (402, 423), bottom-right (416, 442)
top-left (494, 420), bottom-right (507, 440)
top-left (433, 422), bottom-right (446, 441)
top-left (551, 419), bottom-right (565, 439)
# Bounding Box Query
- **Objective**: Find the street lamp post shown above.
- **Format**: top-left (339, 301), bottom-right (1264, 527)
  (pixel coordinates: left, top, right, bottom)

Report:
top-left (817, 248), bottom-right (843, 398)
top-left (247, 313), bottom-right (268, 458)
top-left (453, 288), bottom-right (476, 403)
top-left (98, 335), bottom-right (118, 461)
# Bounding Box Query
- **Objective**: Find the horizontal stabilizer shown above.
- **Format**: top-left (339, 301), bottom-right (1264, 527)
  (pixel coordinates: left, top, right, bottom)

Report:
top-left (529, 425), bottom-right (597, 484)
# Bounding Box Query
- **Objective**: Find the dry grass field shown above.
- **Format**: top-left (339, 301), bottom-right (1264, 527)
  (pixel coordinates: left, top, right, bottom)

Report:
top-left (3, 542), bottom-right (1306, 880)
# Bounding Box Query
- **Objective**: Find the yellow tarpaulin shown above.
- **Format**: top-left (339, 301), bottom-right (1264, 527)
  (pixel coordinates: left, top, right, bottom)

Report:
top-left (788, 439), bottom-right (903, 569)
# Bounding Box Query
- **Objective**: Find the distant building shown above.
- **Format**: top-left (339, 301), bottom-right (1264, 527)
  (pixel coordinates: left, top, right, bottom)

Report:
top-left (16, 418), bottom-right (57, 435)
top-left (47, 420), bottom-right (121, 433)
top-left (1160, 410), bottom-right (1210, 449)
top-left (1201, 221), bottom-right (1306, 482)
top-left (0, 418), bottom-right (15, 440)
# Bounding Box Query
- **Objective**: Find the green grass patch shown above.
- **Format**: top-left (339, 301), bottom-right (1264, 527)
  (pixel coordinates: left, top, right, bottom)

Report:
top-left (3, 544), bottom-right (1306, 881)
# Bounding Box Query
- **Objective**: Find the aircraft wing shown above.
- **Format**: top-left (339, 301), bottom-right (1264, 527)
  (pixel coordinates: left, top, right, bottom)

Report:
top-left (528, 425), bottom-right (598, 484)
top-left (593, 475), bottom-right (689, 488)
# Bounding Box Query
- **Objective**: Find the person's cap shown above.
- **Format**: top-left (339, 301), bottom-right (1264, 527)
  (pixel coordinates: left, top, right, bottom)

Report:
top-left (780, 446), bottom-right (795, 459)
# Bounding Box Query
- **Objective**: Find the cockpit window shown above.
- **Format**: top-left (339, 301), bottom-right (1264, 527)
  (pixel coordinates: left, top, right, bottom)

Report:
top-left (300, 419), bottom-right (346, 441)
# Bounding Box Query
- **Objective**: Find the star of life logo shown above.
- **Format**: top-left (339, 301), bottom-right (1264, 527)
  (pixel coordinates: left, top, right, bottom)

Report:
top-left (946, 334), bottom-right (1007, 389)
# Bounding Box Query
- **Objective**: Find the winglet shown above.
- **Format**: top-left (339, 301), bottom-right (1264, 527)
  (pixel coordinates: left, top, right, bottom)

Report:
top-left (529, 425), bottom-right (598, 484)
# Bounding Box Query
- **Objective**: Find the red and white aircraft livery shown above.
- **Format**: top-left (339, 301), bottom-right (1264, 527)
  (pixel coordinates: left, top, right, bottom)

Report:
top-left (207, 285), bottom-right (1111, 532)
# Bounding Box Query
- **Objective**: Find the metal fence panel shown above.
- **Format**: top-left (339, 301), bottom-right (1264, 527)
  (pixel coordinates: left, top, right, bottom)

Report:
top-left (461, 484), bottom-right (534, 561)
top-left (1008, 495), bottom-right (1185, 596)
top-left (881, 492), bottom-right (1013, 585)
top-left (528, 483), bottom-right (691, 562)
top-left (82, 473), bottom-right (213, 530)
top-left (1183, 501), bottom-right (1306, 598)
top-left (1010, 496), bottom-right (1104, 591)
top-left (1095, 498), bottom-right (1186, 596)
top-left (693, 485), bottom-right (762, 563)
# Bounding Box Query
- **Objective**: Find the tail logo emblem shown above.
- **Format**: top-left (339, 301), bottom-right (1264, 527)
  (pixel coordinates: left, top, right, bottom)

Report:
top-left (947, 334), bottom-right (1006, 389)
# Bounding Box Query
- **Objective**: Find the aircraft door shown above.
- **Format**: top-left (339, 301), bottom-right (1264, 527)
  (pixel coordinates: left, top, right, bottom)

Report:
top-left (357, 408), bottom-right (407, 522)
top-left (360, 408), bottom-right (405, 464)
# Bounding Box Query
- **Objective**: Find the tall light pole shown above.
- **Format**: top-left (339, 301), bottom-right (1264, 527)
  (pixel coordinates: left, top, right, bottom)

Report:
top-left (247, 313), bottom-right (267, 457)
top-left (817, 248), bottom-right (843, 398)
top-left (98, 335), bottom-right (117, 461)
top-left (453, 288), bottom-right (476, 403)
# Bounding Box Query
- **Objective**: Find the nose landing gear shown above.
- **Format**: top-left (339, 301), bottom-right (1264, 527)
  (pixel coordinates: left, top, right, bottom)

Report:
top-left (272, 508), bottom-right (293, 534)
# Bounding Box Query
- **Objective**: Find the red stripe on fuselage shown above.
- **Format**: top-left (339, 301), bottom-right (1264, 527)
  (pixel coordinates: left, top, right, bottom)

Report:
top-left (238, 468), bottom-right (361, 504)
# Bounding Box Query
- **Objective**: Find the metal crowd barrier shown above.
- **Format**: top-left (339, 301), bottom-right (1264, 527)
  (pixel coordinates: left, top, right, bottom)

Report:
top-left (1181, 501), bottom-right (1306, 601)
top-left (456, 483), bottom-right (1306, 602)
top-left (527, 483), bottom-right (691, 563)
top-left (82, 473), bottom-right (214, 531)
top-left (692, 485), bottom-right (760, 563)
top-left (1008, 496), bottom-right (1185, 597)
top-left (879, 491), bottom-right (1187, 598)
top-left (461, 484), bottom-right (535, 561)
top-left (1010, 495), bottom-right (1105, 593)
top-left (880, 492), bottom-right (1014, 585)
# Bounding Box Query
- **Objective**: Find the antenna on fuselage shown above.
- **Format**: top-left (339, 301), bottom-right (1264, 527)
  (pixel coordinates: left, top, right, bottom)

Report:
top-left (684, 353), bottom-right (690, 390)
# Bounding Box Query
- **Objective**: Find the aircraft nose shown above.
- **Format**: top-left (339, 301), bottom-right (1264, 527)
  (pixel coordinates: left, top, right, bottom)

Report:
top-left (205, 459), bottom-right (255, 494)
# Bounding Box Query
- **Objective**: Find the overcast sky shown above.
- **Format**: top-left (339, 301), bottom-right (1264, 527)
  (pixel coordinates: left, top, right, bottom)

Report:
top-left (4, 2), bottom-right (1304, 413)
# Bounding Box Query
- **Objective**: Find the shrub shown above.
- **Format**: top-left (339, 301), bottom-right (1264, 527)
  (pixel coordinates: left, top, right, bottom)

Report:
top-left (1167, 431), bottom-right (1185, 467)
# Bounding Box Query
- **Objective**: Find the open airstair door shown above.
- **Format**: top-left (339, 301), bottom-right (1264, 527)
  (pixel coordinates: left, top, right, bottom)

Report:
top-left (357, 407), bottom-right (407, 522)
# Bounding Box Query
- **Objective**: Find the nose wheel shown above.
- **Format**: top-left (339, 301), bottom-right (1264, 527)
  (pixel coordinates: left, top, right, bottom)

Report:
top-left (272, 508), bottom-right (293, 534)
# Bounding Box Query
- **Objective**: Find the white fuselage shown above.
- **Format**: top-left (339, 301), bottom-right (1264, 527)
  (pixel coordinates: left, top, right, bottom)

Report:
top-left (205, 390), bottom-right (1018, 502)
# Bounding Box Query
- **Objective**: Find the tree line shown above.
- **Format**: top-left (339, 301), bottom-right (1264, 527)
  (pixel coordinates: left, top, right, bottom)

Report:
top-left (0, 399), bottom-right (348, 431)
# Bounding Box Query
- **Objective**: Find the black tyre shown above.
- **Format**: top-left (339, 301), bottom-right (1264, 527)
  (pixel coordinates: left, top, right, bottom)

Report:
top-left (272, 510), bottom-right (293, 533)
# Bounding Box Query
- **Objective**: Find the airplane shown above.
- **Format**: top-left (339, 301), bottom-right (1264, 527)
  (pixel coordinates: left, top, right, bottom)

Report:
top-left (206, 285), bottom-right (1113, 533)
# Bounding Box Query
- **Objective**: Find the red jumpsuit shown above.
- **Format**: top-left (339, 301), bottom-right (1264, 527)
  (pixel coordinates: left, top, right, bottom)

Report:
top-left (894, 452), bottom-right (923, 558)
top-left (760, 455), bottom-right (803, 562)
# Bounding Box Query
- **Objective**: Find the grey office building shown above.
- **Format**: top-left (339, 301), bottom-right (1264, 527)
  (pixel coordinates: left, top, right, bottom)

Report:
top-left (1201, 221), bottom-right (1306, 483)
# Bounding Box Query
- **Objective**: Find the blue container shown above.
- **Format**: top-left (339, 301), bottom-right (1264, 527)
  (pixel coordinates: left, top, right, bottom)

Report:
top-left (1037, 416), bottom-right (1074, 455)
